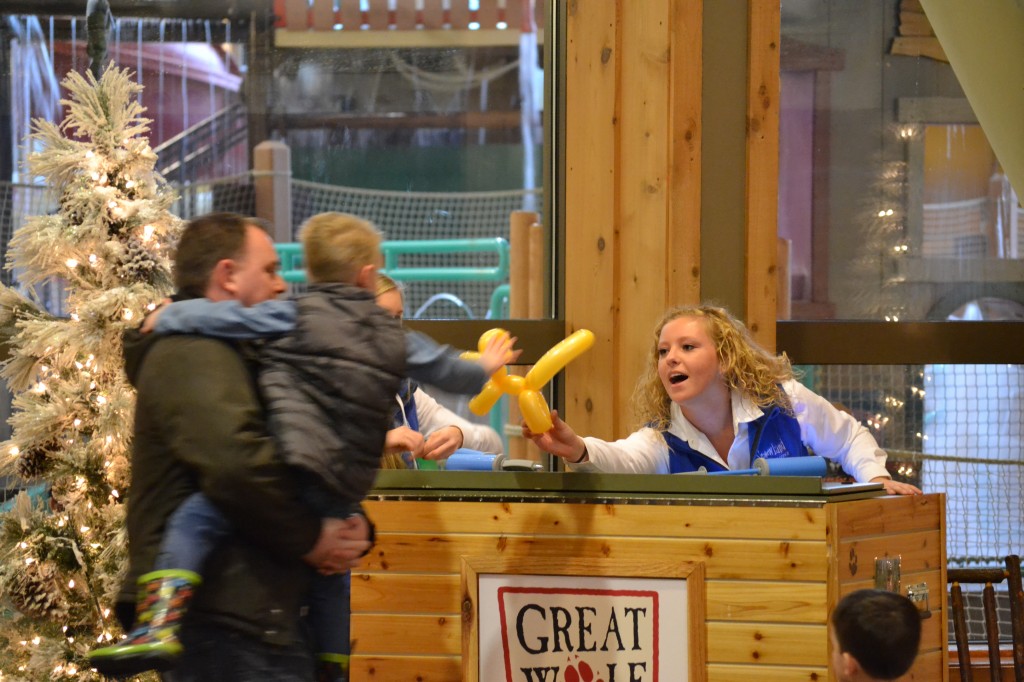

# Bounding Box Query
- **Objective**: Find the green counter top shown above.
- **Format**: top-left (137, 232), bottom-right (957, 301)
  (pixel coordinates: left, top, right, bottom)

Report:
top-left (368, 470), bottom-right (885, 505)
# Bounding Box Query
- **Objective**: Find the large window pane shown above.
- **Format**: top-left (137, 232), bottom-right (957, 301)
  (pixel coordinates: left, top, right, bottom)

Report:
top-left (779, 3), bottom-right (1021, 322)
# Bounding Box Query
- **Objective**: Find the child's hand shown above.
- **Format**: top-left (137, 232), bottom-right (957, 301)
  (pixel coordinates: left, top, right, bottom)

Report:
top-left (479, 331), bottom-right (521, 376)
top-left (422, 425), bottom-right (464, 460)
top-left (384, 426), bottom-right (424, 458)
top-left (139, 298), bottom-right (171, 334)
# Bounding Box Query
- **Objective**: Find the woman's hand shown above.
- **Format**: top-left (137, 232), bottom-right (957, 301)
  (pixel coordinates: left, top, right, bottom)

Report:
top-left (871, 476), bottom-right (923, 495)
top-left (384, 426), bottom-right (424, 458)
top-left (522, 410), bottom-right (586, 462)
top-left (422, 425), bottom-right (464, 460)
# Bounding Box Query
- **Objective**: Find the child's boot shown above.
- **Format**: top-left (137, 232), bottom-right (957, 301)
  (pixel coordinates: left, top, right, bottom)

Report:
top-left (316, 653), bottom-right (349, 682)
top-left (88, 569), bottom-right (200, 676)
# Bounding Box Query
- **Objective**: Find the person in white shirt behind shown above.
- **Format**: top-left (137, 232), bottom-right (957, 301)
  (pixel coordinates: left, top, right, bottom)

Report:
top-left (523, 304), bottom-right (922, 496)
top-left (377, 273), bottom-right (504, 467)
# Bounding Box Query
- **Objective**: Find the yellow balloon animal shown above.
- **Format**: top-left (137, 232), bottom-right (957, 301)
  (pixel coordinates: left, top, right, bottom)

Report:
top-left (464, 328), bottom-right (595, 434)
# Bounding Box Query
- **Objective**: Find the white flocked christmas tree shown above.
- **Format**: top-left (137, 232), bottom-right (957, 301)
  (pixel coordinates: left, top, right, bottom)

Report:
top-left (0, 64), bottom-right (182, 680)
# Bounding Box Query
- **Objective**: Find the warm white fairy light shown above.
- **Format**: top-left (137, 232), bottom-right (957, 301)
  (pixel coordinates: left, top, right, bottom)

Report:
top-left (68, 579), bottom-right (75, 588)
top-left (65, 258), bottom-right (78, 269)
top-left (88, 254), bottom-right (98, 265)
top-left (142, 224), bottom-right (155, 241)
top-left (123, 309), bottom-right (134, 321)
top-left (9, 445), bottom-right (19, 456)
top-left (73, 419), bottom-right (82, 427)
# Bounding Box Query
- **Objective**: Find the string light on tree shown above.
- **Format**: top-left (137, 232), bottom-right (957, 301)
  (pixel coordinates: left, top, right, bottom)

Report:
top-left (0, 65), bottom-right (181, 679)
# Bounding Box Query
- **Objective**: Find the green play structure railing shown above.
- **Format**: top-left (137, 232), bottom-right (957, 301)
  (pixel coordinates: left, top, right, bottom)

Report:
top-left (275, 238), bottom-right (513, 449)
top-left (275, 238), bottom-right (511, 319)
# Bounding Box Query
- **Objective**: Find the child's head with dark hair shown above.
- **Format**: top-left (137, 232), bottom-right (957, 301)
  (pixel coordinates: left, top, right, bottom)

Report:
top-left (830, 589), bottom-right (922, 681)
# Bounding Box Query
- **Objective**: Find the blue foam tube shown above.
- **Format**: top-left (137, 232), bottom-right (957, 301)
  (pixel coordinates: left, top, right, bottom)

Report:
top-left (444, 450), bottom-right (503, 471)
top-left (754, 455), bottom-right (827, 477)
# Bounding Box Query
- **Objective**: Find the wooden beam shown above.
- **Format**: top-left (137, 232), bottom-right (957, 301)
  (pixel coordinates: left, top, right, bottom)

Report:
top-left (745, 0), bottom-right (781, 351)
top-left (563, 0), bottom-right (618, 439)
top-left (667, 0), bottom-right (702, 307)
top-left (778, 321), bottom-right (1024, 364)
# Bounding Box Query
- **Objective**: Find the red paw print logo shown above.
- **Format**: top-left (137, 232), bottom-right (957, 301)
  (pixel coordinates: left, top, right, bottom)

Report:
top-left (565, 657), bottom-right (604, 682)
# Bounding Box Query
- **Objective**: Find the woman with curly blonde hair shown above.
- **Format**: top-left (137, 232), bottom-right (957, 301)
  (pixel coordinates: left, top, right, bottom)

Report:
top-left (524, 305), bottom-right (921, 495)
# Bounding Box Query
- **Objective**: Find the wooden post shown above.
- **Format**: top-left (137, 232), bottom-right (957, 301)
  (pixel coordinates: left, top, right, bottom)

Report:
top-left (777, 237), bottom-right (791, 320)
top-left (253, 140), bottom-right (292, 243)
top-left (527, 221), bottom-right (545, 319)
top-left (507, 210), bottom-right (539, 458)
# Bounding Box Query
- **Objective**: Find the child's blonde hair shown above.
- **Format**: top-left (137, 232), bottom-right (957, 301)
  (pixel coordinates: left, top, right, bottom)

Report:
top-left (632, 304), bottom-right (795, 430)
top-left (376, 272), bottom-right (402, 298)
top-left (299, 212), bottom-right (382, 284)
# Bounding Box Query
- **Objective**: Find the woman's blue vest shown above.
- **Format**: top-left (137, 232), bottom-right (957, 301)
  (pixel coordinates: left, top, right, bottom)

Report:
top-left (662, 405), bottom-right (808, 473)
top-left (392, 378), bottom-right (420, 431)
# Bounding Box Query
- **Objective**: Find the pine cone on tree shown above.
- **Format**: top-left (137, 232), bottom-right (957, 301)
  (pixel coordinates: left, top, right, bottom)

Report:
top-left (116, 235), bottom-right (159, 282)
top-left (16, 443), bottom-right (56, 479)
top-left (5, 563), bottom-right (70, 621)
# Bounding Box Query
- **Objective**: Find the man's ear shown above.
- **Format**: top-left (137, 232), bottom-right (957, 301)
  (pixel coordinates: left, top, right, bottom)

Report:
top-left (355, 263), bottom-right (377, 291)
top-left (211, 258), bottom-right (237, 295)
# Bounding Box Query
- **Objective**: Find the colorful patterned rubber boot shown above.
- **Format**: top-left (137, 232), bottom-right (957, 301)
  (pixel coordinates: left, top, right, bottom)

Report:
top-left (88, 569), bottom-right (201, 676)
top-left (316, 653), bottom-right (350, 682)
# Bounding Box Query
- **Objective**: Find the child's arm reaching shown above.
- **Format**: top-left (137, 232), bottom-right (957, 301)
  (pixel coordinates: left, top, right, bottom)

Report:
top-left (151, 298), bottom-right (298, 339)
top-left (404, 330), bottom-right (520, 395)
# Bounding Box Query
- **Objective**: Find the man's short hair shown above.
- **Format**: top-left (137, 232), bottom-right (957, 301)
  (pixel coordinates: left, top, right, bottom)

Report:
top-left (299, 212), bottom-right (382, 285)
top-left (832, 589), bottom-right (922, 679)
top-left (173, 213), bottom-right (266, 298)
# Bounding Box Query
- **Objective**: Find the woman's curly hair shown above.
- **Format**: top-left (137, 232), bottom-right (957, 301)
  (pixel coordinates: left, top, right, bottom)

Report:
top-left (632, 305), bottom-right (795, 430)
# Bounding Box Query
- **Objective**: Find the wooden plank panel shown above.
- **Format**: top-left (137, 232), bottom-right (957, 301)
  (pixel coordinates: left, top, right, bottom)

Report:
top-left (365, 535), bottom-right (828, 579)
top-left (707, 621), bottom-right (826, 666)
top-left (339, 0), bottom-right (361, 29)
top-left (362, 500), bottom-right (828, 540)
top-left (618, 0), bottom-right (672, 425)
top-left (349, 655), bottom-right (459, 680)
top-left (394, 0), bottom-right (416, 30)
top-left (744, 0), bottom-right (781, 350)
top-left (310, 0), bottom-right (334, 30)
top-left (836, 530), bottom-right (944, 582)
top-left (283, 0), bottom-right (310, 30)
top-left (904, 648), bottom-right (944, 681)
top-left (899, 10), bottom-right (935, 36)
top-left (449, 0), bottom-right (471, 29)
top-left (477, 0), bottom-right (500, 29)
top-left (668, 0), bottom-right (702, 305)
top-left (505, 0), bottom-right (524, 31)
top-left (563, 0), bottom-right (619, 439)
top-left (366, 0), bottom-right (388, 29)
top-left (421, 0), bottom-right (444, 29)
top-left (352, 614), bottom-right (461, 655)
top-left (835, 493), bottom-right (941, 537)
top-left (705, 580), bottom-right (827, 623)
top-left (708, 664), bottom-right (827, 682)
top-left (840, 568), bottom-right (942, 597)
top-left (350, 573), bottom-right (460, 613)
top-left (890, 36), bottom-right (948, 62)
